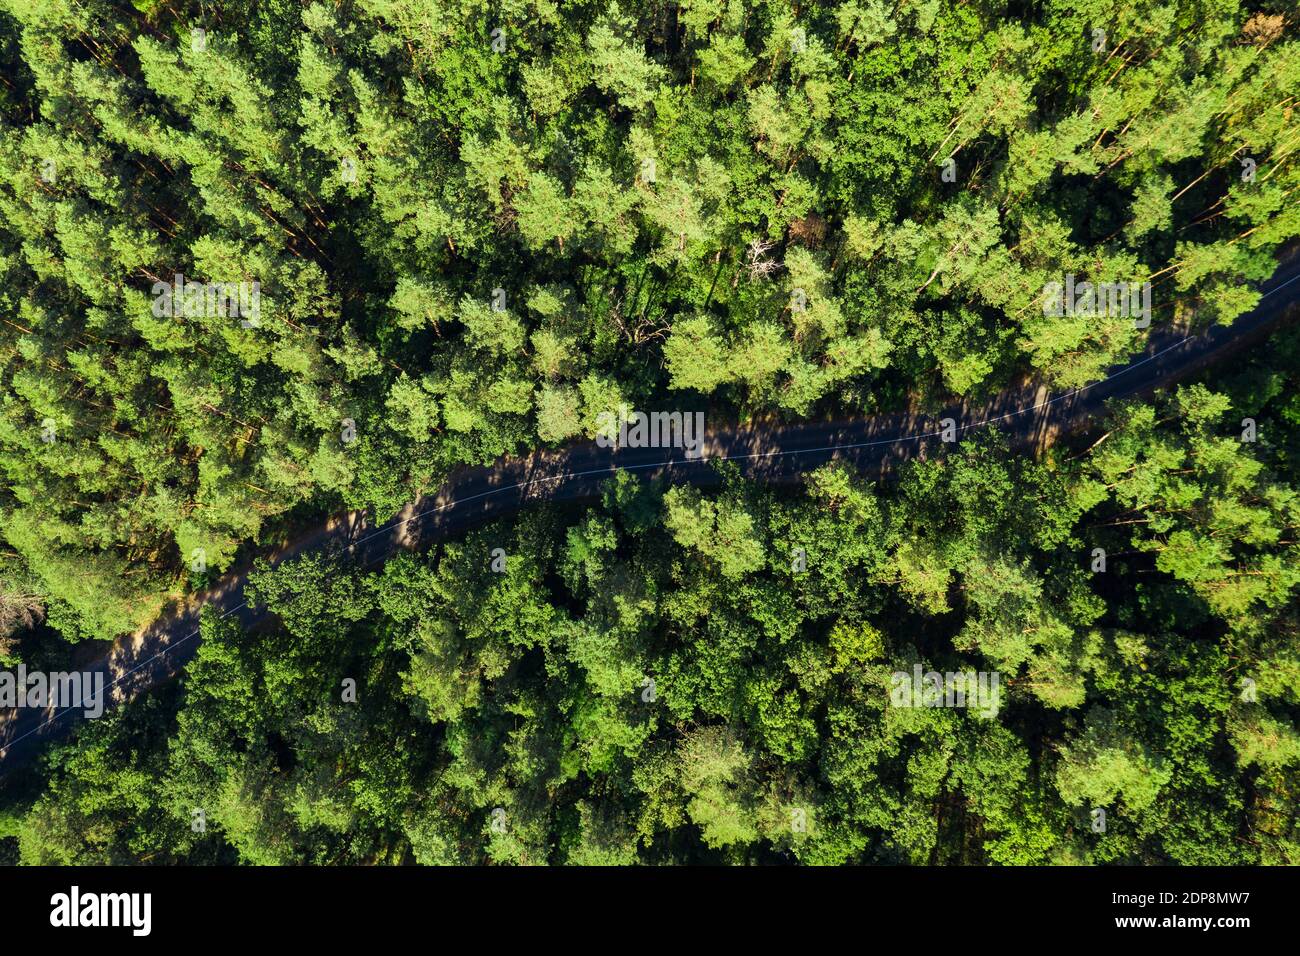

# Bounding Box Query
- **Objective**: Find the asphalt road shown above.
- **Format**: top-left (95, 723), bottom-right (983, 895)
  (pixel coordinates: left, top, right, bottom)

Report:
top-left (2, 253), bottom-right (1298, 777)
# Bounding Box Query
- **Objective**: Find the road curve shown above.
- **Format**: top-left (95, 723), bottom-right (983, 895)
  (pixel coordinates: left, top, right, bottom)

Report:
top-left (2, 253), bottom-right (1299, 776)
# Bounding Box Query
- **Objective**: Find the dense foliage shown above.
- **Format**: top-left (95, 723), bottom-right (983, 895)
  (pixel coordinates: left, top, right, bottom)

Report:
top-left (6, 325), bottom-right (1298, 864)
top-left (1, 0), bottom-right (1297, 640)
top-left (0, 0), bottom-right (1297, 865)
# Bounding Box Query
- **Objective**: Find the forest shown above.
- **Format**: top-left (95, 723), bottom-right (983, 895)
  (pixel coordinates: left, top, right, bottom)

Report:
top-left (0, 0), bottom-right (1297, 864)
